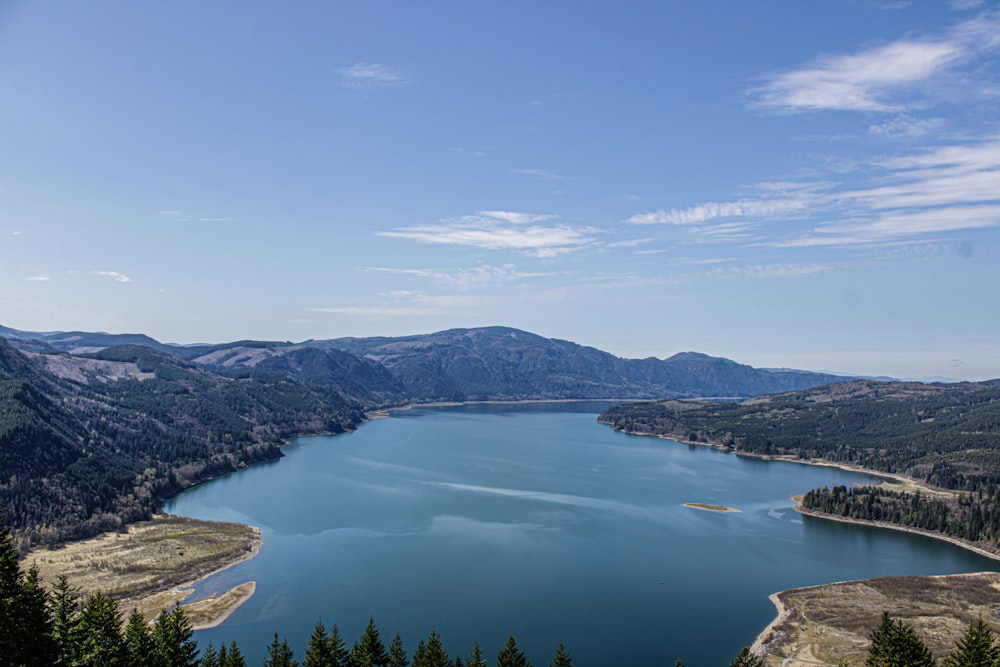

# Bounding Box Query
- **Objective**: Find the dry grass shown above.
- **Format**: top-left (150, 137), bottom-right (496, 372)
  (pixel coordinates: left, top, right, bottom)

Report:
top-left (755, 572), bottom-right (1000, 667)
top-left (24, 513), bottom-right (261, 625)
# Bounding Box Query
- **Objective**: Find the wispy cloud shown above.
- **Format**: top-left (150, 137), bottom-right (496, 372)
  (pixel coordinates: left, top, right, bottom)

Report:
top-left (378, 210), bottom-right (595, 258)
top-left (309, 292), bottom-right (486, 319)
top-left (338, 62), bottom-right (406, 88)
top-left (361, 263), bottom-right (554, 287)
top-left (510, 168), bottom-right (569, 181)
top-left (629, 198), bottom-right (808, 225)
top-left (749, 11), bottom-right (1000, 113)
top-left (633, 134), bottom-right (1000, 250)
top-left (94, 271), bottom-right (132, 283)
top-left (25, 275), bottom-right (49, 281)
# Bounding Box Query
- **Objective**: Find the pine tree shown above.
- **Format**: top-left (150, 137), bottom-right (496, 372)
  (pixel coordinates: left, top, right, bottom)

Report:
top-left (728, 647), bottom-right (763, 667)
top-left (327, 625), bottom-right (350, 667)
top-left (76, 592), bottom-right (126, 667)
top-left (49, 575), bottom-right (82, 666)
top-left (0, 516), bottom-right (23, 665)
top-left (152, 604), bottom-right (200, 667)
top-left (350, 617), bottom-right (390, 667)
top-left (944, 618), bottom-right (998, 667)
top-left (264, 633), bottom-right (300, 667)
top-left (865, 611), bottom-right (935, 667)
top-left (16, 564), bottom-right (57, 665)
top-left (305, 619), bottom-right (332, 667)
top-left (464, 642), bottom-right (487, 667)
top-left (219, 640), bottom-right (247, 667)
top-left (412, 629), bottom-right (450, 667)
top-left (388, 633), bottom-right (409, 667)
top-left (123, 608), bottom-right (156, 667)
top-left (495, 636), bottom-right (531, 667)
top-left (548, 643), bottom-right (572, 667)
top-left (200, 643), bottom-right (220, 667)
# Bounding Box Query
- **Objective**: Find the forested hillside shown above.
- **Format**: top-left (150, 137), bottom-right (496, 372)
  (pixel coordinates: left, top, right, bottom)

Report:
top-left (599, 380), bottom-right (1000, 550)
top-left (0, 338), bottom-right (364, 548)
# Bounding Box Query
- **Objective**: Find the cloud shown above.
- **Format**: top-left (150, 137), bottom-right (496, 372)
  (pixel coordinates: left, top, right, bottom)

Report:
top-left (25, 275), bottom-right (49, 281)
top-left (629, 198), bottom-right (808, 225)
top-left (157, 210), bottom-right (181, 217)
top-left (308, 292), bottom-right (486, 319)
top-left (868, 115), bottom-right (944, 138)
top-left (94, 271), bottom-right (132, 283)
top-left (378, 210), bottom-right (595, 257)
top-left (338, 62), bottom-right (406, 87)
top-left (510, 168), bottom-right (569, 181)
top-left (362, 263), bottom-right (555, 288)
top-left (474, 210), bottom-right (556, 225)
top-left (748, 12), bottom-right (1000, 113)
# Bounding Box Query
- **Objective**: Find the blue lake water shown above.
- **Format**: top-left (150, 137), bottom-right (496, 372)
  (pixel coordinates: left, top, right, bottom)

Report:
top-left (164, 402), bottom-right (1000, 666)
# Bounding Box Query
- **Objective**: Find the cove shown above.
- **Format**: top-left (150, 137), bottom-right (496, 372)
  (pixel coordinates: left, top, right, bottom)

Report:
top-left (164, 402), bottom-right (1000, 667)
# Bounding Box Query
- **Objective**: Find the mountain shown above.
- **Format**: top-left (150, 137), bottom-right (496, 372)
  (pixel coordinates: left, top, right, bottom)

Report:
top-left (0, 323), bottom-right (853, 547)
top-left (317, 326), bottom-right (848, 401)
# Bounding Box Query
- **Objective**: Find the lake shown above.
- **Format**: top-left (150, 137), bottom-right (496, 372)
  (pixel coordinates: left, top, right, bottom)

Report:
top-left (164, 402), bottom-right (1000, 666)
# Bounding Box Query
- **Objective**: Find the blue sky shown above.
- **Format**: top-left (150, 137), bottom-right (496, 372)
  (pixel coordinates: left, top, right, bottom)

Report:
top-left (1, 1), bottom-right (998, 380)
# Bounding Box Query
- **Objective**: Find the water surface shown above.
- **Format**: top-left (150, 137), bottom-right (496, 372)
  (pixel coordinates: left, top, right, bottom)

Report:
top-left (165, 402), bottom-right (1000, 666)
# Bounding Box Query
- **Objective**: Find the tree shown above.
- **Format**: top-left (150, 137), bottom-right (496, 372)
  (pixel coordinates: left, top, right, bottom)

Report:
top-left (865, 612), bottom-right (935, 667)
top-left (548, 643), bottom-right (572, 667)
top-left (327, 625), bottom-right (350, 667)
top-left (412, 629), bottom-right (449, 667)
top-left (264, 633), bottom-right (299, 667)
top-left (728, 647), bottom-right (763, 667)
top-left (495, 636), bottom-right (531, 667)
top-left (16, 564), bottom-right (57, 665)
top-left (49, 575), bottom-right (82, 666)
top-left (219, 641), bottom-right (247, 667)
top-left (123, 608), bottom-right (156, 667)
top-left (349, 618), bottom-right (390, 667)
top-left (76, 592), bottom-right (126, 667)
top-left (152, 604), bottom-right (200, 667)
top-left (200, 643), bottom-right (220, 667)
top-left (305, 619), bottom-right (332, 667)
top-left (464, 642), bottom-right (487, 667)
top-left (944, 618), bottom-right (998, 667)
top-left (388, 633), bottom-right (409, 667)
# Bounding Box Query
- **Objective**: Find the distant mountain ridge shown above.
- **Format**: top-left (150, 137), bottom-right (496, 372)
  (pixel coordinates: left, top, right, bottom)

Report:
top-left (0, 322), bottom-right (853, 547)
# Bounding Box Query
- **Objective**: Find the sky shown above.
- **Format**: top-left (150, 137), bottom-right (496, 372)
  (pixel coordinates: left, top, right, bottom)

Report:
top-left (1, 1), bottom-right (998, 380)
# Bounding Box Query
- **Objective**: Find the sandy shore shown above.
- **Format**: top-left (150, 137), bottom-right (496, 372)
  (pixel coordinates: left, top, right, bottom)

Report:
top-left (683, 502), bottom-right (741, 513)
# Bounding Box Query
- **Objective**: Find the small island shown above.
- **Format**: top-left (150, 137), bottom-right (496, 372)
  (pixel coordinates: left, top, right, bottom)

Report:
top-left (683, 502), bottom-right (741, 513)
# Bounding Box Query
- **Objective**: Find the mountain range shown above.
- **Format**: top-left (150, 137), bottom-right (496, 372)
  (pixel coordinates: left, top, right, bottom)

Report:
top-left (0, 323), bottom-right (849, 547)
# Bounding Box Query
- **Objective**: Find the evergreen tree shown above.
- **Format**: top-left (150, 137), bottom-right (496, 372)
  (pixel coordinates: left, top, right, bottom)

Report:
top-left (49, 575), bottom-right (82, 666)
top-left (305, 619), bottom-right (332, 667)
top-left (944, 618), bottom-right (999, 667)
top-left (0, 516), bottom-right (23, 665)
top-left (728, 647), bottom-right (763, 667)
top-left (865, 612), bottom-right (935, 667)
top-left (123, 608), bottom-right (156, 667)
top-left (264, 633), bottom-right (299, 667)
top-left (349, 618), bottom-right (390, 667)
top-left (16, 564), bottom-right (57, 665)
top-left (451, 658), bottom-right (464, 667)
top-left (200, 643), bottom-right (220, 667)
top-left (412, 629), bottom-right (449, 667)
top-left (495, 636), bottom-right (531, 667)
top-left (76, 592), bottom-right (126, 667)
top-left (327, 625), bottom-right (350, 667)
top-left (548, 643), bottom-right (572, 667)
top-left (152, 604), bottom-right (200, 667)
top-left (219, 640), bottom-right (247, 667)
top-left (388, 633), bottom-right (409, 667)
top-left (464, 642), bottom-right (487, 667)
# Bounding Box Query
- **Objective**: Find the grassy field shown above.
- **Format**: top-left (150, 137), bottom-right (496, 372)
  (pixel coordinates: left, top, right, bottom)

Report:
top-left (753, 572), bottom-right (1000, 667)
top-left (24, 513), bottom-right (261, 626)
